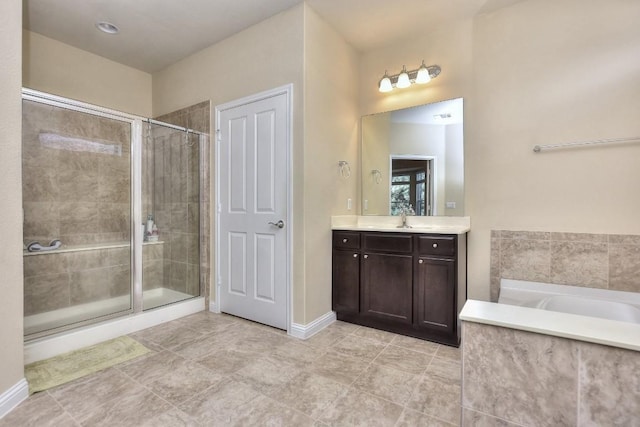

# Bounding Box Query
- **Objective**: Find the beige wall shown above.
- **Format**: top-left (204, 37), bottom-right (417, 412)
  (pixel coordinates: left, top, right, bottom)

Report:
top-left (359, 0), bottom-right (640, 300)
top-left (23, 31), bottom-right (152, 116)
top-left (152, 5), bottom-right (307, 322)
top-left (302, 5), bottom-right (359, 323)
top-left (0, 0), bottom-right (25, 397)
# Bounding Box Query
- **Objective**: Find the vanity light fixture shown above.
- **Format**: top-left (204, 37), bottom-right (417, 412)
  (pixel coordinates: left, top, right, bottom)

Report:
top-left (96, 21), bottom-right (120, 35)
top-left (378, 61), bottom-right (441, 92)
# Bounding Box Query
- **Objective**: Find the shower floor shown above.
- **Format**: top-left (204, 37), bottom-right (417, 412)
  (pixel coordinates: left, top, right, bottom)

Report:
top-left (25, 288), bottom-right (195, 337)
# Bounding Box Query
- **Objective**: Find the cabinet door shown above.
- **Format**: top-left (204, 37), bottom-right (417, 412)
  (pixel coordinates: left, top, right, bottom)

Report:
top-left (416, 257), bottom-right (455, 334)
top-left (332, 250), bottom-right (360, 313)
top-left (362, 252), bottom-right (413, 323)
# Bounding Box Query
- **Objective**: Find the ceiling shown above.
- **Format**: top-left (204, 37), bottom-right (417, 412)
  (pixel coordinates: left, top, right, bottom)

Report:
top-left (23, 0), bottom-right (523, 73)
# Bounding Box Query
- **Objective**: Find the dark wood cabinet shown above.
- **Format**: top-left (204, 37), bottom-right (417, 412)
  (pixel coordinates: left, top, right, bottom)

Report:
top-left (332, 230), bottom-right (467, 347)
top-left (362, 252), bottom-right (413, 324)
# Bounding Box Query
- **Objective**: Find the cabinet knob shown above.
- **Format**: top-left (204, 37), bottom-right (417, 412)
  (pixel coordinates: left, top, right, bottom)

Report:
top-left (432, 243), bottom-right (438, 248)
top-left (363, 254), bottom-right (369, 259)
top-left (343, 238), bottom-right (348, 243)
top-left (353, 253), bottom-right (358, 258)
top-left (419, 259), bottom-right (424, 264)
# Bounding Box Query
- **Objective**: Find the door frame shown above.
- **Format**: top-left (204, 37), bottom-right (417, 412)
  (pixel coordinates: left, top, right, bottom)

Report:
top-left (389, 154), bottom-right (436, 216)
top-left (214, 84), bottom-right (293, 334)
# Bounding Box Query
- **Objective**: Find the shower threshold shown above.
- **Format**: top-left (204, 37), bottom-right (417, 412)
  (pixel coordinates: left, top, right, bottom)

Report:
top-left (24, 288), bottom-right (195, 337)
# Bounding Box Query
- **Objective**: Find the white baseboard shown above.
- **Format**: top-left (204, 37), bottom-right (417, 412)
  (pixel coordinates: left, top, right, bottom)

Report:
top-left (289, 311), bottom-right (336, 340)
top-left (0, 379), bottom-right (29, 420)
top-left (24, 297), bottom-right (205, 364)
top-left (209, 299), bottom-right (220, 313)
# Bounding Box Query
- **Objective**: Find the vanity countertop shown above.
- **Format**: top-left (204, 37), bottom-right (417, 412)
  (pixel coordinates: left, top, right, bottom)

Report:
top-left (331, 215), bottom-right (470, 235)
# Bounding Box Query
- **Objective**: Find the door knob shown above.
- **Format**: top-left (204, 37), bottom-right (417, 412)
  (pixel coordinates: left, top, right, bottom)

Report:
top-left (268, 220), bottom-right (285, 229)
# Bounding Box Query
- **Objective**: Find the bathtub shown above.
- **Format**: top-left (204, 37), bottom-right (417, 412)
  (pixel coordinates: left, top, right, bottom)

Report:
top-left (498, 279), bottom-right (640, 324)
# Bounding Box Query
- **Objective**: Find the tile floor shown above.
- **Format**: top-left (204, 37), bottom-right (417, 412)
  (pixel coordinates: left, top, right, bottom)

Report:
top-left (2, 312), bottom-right (462, 426)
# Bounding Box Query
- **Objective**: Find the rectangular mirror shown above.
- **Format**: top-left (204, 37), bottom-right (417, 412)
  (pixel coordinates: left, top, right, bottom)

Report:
top-left (362, 98), bottom-right (464, 216)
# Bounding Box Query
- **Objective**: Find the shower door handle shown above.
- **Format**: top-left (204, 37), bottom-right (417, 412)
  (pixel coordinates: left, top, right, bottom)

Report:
top-left (268, 220), bottom-right (285, 229)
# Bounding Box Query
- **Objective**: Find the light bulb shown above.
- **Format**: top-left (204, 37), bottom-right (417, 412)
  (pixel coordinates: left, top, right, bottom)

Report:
top-left (415, 61), bottom-right (431, 84)
top-left (378, 72), bottom-right (393, 92)
top-left (396, 66), bottom-right (411, 88)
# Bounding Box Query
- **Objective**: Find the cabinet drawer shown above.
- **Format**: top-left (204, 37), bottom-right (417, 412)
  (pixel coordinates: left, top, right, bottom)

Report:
top-left (333, 231), bottom-right (361, 249)
top-left (363, 233), bottom-right (413, 253)
top-left (418, 235), bottom-right (456, 257)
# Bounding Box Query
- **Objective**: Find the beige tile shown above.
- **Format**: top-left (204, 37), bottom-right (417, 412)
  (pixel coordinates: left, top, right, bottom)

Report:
top-left (144, 360), bottom-right (224, 405)
top-left (490, 237), bottom-right (501, 302)
top-left (406, 374), bottom-right (461, 425)
top-left (177, 377), bottom-right (261, 424)
top-left (0, 392), bottom-right (77, 427)
top-left (373, 344), bottom-right (431, 374)
top-left (353, 363), bottom-right (421, 405)
top-left (426, 356), bottom-right (461, 382)
top-left (272, 371), bottom-right (348, 419)
top-left (609, 244), bottom-right (640, 292)
top-left (196, 347), bottom-right (259, 375)
top-left (578, 342), bottom-right (640, 426)
top-left (226, 394), bottom-right (314, 427)
top-left (133, 320), bottom-right (208, 350)
top-left (331, 335), bottom-right (387, 361)
top-left (390, 334), bottom-right (440, 355)
top-left (550, 241), bottom-right (608, 288)
top-left (59, 202), bottom-right (98, 236)
top-left (271, 339), bottom-right (325, 364)
top-left (397, 408), bottom-right (456, 427)
top-left (232, 354), bottom-right (302, 394)
top-left (78, 383), bottom-right (173, 427)
top-left (461, 408), bottom-right (519, 426)
top-left (326, 320), bottom-right (360, 334)
top-left (608, 234), bottom-right (640, 245)
top-left (24, 272), bottom-right (70, 316)
top-left (550, 232), bottom-right (608, 242)
top-left (69, 268), bottom-right (111, 304)
top-left (311, 350), bottom-right (369, 385)
top-left (462, 322), bottom-right (578, 426)
top-left (500, 230), bottom-right (550, 240)
top-left (48, 367), bottom-right (140, 421)
top-left (352, 325), bottom-right (397, 343)
top-left (435, 344), bottom-right (461, 361)
top-left (319, 388), bottom-right (403, 427)
top-left (173, 311), bottom-right (237, 333)
top-left (305, 328), bottom-right (349, 349)
top-left (23, 252), bottom-right (68, 277)
top-left (137, 408), bottom-right (201, 427)
top-left (500, 238), bottom-right (550, 283)
top-left (116, 350), bottom-right (186, 383)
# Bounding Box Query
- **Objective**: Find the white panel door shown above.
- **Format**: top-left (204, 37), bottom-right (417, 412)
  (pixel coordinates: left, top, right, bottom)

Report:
top-left (218, 89), bottom-right (289, 330)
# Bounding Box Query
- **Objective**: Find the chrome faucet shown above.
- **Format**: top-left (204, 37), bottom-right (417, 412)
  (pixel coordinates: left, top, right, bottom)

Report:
top-left (397, 205), bottom-right (413, 228)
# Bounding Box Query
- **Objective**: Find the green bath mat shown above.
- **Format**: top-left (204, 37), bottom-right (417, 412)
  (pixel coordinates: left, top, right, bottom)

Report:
top-left (25, 336), bottom-right (151, 394)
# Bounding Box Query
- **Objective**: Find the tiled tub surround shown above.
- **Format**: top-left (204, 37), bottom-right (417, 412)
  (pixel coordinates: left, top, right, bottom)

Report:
top-left (24, 242), bottom-right (164, 336)
top-left (490, 230), bottom-right (640, 302)
top-left (460, 315), bottom-right (640, 426)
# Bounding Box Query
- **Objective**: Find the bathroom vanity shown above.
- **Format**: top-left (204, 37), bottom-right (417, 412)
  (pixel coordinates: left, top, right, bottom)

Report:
top-left (331, 217), bottom-right (469, 347)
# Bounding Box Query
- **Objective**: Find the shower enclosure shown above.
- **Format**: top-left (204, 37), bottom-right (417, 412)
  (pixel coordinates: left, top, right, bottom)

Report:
top-left (22, 89), bottom-right (209, 339)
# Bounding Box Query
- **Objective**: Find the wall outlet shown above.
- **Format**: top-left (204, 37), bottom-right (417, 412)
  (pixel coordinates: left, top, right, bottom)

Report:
top-left (347, 198), bottom-right (352, 210)
top-left (364, 199), bottom-right (368, 211)
top-left (446, 201), bottom-right (456, 209)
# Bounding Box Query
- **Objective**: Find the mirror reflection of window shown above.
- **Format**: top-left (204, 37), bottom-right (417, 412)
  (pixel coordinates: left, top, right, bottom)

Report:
top-left (390, 158), bottom-right (432, 216)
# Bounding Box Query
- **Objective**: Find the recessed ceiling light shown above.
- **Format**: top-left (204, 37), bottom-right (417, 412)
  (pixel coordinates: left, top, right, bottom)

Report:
top-left (96, 21), bottom-right (119, 35)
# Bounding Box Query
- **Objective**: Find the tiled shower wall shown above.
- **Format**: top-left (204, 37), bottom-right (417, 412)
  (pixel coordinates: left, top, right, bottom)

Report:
top-left (24, 244), bottom-right (162, 317)
top-left (22, 100), bottom-right (131, 247)
top-left (490, 230), bottom-right (640, 301)
top-left (154, 101), bottom-right (211, 304)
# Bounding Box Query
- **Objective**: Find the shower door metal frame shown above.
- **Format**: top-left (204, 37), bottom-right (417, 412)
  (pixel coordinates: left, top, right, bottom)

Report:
top-left (22, 88), bottom-right (144, 338)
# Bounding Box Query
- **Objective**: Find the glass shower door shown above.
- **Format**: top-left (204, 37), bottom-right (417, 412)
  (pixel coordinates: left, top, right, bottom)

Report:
top-left (22, 98), bottom-right (134, 337)
top-left (141, 122), bottom-right (201, 309)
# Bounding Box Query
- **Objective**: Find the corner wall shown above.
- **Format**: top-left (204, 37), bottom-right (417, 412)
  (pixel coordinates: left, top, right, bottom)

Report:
top-left (0, 0), bottom-right (25, 403)
top-left (302, 4), bottom-right (359, 323)
top-left (23, 31), bottom-right (152, 116)
top-left (359, 0), bottom-right (640, 300)
top-left (152, 4), bottom-right (306, 322)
